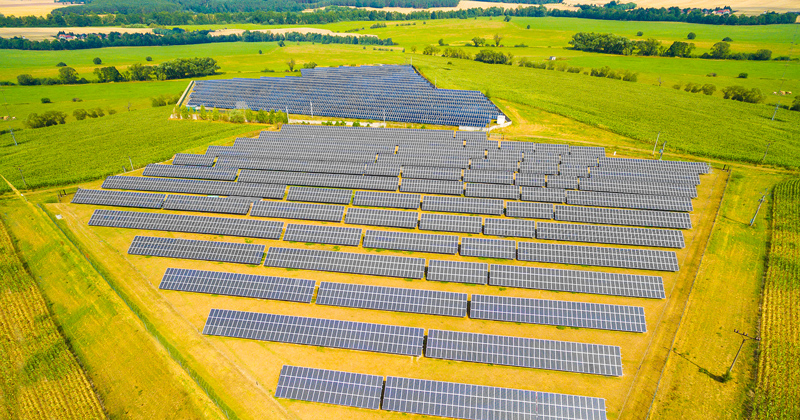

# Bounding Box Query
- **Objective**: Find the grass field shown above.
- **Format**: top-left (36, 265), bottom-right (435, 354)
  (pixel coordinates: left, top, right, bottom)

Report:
top-left (754, 178), bottom-right (800, 419)
top-left (0, 216), bottom-right (105, 420)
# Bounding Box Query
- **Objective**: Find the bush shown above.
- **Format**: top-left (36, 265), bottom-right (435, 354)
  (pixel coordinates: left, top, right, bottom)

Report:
top-left (442, 47), bottom-right (471, 60)
top-left (567, 67), bottom-right (582, 73)
top-left (636, 31), bottom-right (643, 36)
top-left (87, 109), bottom-right (98, 118)
top-left (107, 108), bottom-right (117, 115)
top-left (92, 57), bottom-right (102, 65)
top-left (504, 15), bottom-right (511, 22)
top-left (145, 56), bottom-right (153, 61)
top-left (474, 49), bottom-right (513, 65)
top-left (526, 25), bottom-right (530, 29)
top-left (17, 74), bottom-right (36, 86)
top-left (258, 50), bottom-right (263, 54)
top-left (672, 83), bottom-right (682, 90)
top-left (423, 45), bottom-right (441, 55)
top-left (687, 32), bottom-right (696, 40)
top-left (684, 82), bottom-right (702, 93)
top-left (701, 84), bottom-right (716, 95)
top-left (438, 38), bottom-right (445, 46)
top-left (302, 62), bottom-right (318, 69)
top-left (72, 97), bottom-right (82, 102)
top-left (94, 107), bottom-right (105, 117)
top-left (722, 85), bottom-right (765, 103)
top-left (73, 108), bottom-right (87, 120)
top-left (752, 49), bottom-right (772, 61)
top-left (56, 62), bottom-right (67, 67)
top-left (723, 36), bottom-right (733, 42)
top-left (150, 94), bottom-right (180, 107)
top-left (738, 73), bottom-right (748, 79)
top-left (40, 97), bottom-right (51, 104)
top-left (23, 111), bottom-right (67, 128)
top-left (791, 96), bottom-right (800, 111)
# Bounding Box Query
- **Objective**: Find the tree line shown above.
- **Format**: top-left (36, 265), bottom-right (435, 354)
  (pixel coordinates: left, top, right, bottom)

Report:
top-left (0, 5), bottom-right (795, 28)
top-left (15, 57), bottom-right (219, 85)
top-left (569, 32), bottom-right (781, 61)
top-left (0, 29), bottom-right (394, 50)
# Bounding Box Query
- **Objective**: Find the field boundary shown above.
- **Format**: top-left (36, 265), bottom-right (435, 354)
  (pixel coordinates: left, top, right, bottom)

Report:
top-left (36, 203), bottom-right (241, 420)
top-left (645, 168), bottom-right (733, 419)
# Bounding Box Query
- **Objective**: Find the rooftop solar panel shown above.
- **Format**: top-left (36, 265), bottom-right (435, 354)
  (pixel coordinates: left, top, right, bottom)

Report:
top-left (363, 230), bottom-right (459, 254)
top-left (90, 209), bottom-right (283, 239)
top-left (426, 260), bottom-right (488, 285)
top-left (425, 329), bottom-right (623, 376)
top-left (483, 218), bottom-right (536, 238)
top-left (275, 365), bottom-right (383, 410)
top-left (283, 224), bottom-right (362, 246)
top-left (460, 237), bottom-right (516, 259)
top-left (72, 188), bottom-right (165, 209)
top-left (344, 207), bottom-right (419, 229)
top-left (352, 191), bottom-right (421, 209)
top-left (162, 194), bottom-right (251, 215)
top-left (537, 222), bottom-right (685, 248)
top-left (490, 264), bottom-right (666, 298)
top-left (316, 282), bottom-right (467, 317)
top-left (102, 175), bottom-right (286, 199)
top-left (251, 200), bottom-right (345, 222)
top-left (159, 268), bottom-right (315, 302)
top-left (382, 376), bottom-right (608, 420)
top-left (517, 241), bottom-right (680, 271)
top-left (565, 190), bottom-right (693, 212)
top-left (418, 213), bottom-right (482, 234)
top-left (202, 309), bottom-right (425, 356)
top-left (421, 196), bottom-right (503, 215)
top-left (264, 247), bottom-right (426, 279)
top-left (128, 236), bottom-right (264, 265)
top-left (470, 294), bottom-right (647, 333)
top-left (286, 187), bottom-right (353, 204)
top-left (400, 178), bottom-right (463, 195)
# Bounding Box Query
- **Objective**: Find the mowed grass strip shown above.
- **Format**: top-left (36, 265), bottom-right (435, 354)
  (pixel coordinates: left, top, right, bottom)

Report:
top-left (755, 178), bottom-right (800, 419)
top-left (0, 217), bottom-right (105, 420)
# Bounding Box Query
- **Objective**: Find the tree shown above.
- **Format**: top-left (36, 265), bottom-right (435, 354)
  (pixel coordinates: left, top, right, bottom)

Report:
top-left (23, 111), bottom-right (66, 128)
top-left (258, 49), bottom-right (263, 54)
top-left (92, 57), bottom-right (102, 65)
top-left (256, 109), bottom-right (268, 123)
top-left (738, 72), bottom-right (748, 78)
top-left (722, 86), bottom-right (764, 103)
top-left (637, 38), bottom-right (662, 56)
top-left (56, 62), bottom-right (67, 67)
top-left (423, 45), bottom-right (440, 55)
top-left (126, 63), bottom-right (152, 81)
top-left (94, 66), bottom-right (123, 83)
top-left (17, 74), bottom-right (36, 86)
top-left (73, 108), bottom-right (88, 120)
top-left (58, 66), bottom-right (79, 84)
top-left (752, 49), bottom-right (772, 60)
top-left (687, 32), bottom-right (696, 40)
top-left (179, 105), bottom-right (190, 119)
top-left (211, 108), bottom-right (221, 121)
top-left (701, 84), bottom-right (716, 95)
top-left (286, 58), bottom-right (296, 72)
top-left (663, 41), bottom-right (695, 58)
top-left (493, 33), bottom-right (504, 47)
top-left (410, 46), bottom-right (417, 53)
top-left (710, 42), bottom-right (730, 58)
top-left (722, 36), bottom-right (733, 42)
top-left (526, 25), bottom-right (530, 29)
top-left (474, 49), bottom-right (513, 65)
top-left (302, 62), bottom-right (318, 69)
top-left (472, 37), bottom-right (485, 47)
top-left (199, 105), bottom-right (207, 120)
top-left (145, 56), bottom-right (153, 61)
top-left (636, 31), bottom-right (643, 36)
top-left (503, 15), bottom-right (511, 22)
top-left (790, 96), bottom-right (800, 111)
top-left (438, 38), bottom-right (445, 46)
top-left (41, 97), bottom-right (51, 103)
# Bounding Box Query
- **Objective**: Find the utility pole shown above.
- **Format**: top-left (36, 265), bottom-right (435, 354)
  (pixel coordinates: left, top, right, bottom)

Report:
top-left (771, 102), bottom-right (780, 121)
top-left (17, 167), bottom-right (26, 188)
top-left (728, 329), bottom-right (760, 376)
top-left (760, 142), bottom-right (772, 164)
top-left (658, 141), bottom-right (667, 160)
top-left (128, 156), bottom-right (134, 172)
top-left (652, 132), bottom-right (661, 156)
top-left (749, 189), bottom-right (768, 226)
top-left (9, 127), bottom-right (17, 146)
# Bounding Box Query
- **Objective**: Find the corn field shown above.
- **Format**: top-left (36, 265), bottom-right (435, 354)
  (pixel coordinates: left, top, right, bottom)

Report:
top-left (0, 219), bottom-right (106, 420)
top-left (754, 179), bottom-right (800, 419)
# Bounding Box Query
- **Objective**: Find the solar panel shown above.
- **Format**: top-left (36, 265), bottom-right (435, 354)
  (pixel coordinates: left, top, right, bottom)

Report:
top-left (425, 329), bottom-right (623, 376)
top-left (421, 196), bottom-right (503, 215)
top-left (519, 161), bottom-right (559, 175)
top-left (483, 218), bottom-right (536, 238)
top-left (515, 173), bottom-right (546, 187)
top-left (172, 153), bottom-right (215, 166)
top-left (286, 187), bottom-right (353, 204)
top-left (464, 183), bottom-right (520, 200)
top-left (537, 222), bottom-right (685, 248)
top-left (589, 169), bottom-right (701, 185)
top-left (239, 170), bottom-right (398, 191)
top-left (598, 157), bottom-right (710, 174)
top-left (400, 178), bottom-right (463, 195)
top-left (566, 190), bottom-right (693, 212)
top-left (402, 166), bottom-right (463, 181)
top-left (520, 187), bottom-right (566, 203)
top-left (264, 247), bottom-right (426, 279)
top-left (352, 191), bottom-right (421, 209)
top-left (460, 237), bottom-right (516, 259)
top-left (559, 164), bottom-right (590, 178)
top-left (363, 163), bottom-right (402, 177)
top-left (554, 205), bottom-right (692, 229)
top-left (102, 175), bottom-right (286, 199)
top-left (517, 241), bottom-right (680, 271)
top-left (142, 164), bottom-right (238, 181)
top-left (344, 207), bottom-right (418, 229)
top-left (72, 188), bottom-right (165, 209)
top-left (202, 309), bottom-right (425, 356)
top-left (90, 209), bottom-right (283, 239)
top-left (547, 176), bottom-right (579, 190)
top-left (579, 178), bottom-right (698, 198)
top-left (426, 260), bottom-right (488, 285)
top-left (469, 159), bottom-right (518, 171)
top-left (470, 294), bottom-right (647, 333)
top-left (490, 264), bottom-right (666, 298)
top-left (463, 170), bottom-right (514, 185)
top-left (418, 213), bottom-right (482, 234)
top-left (535, 143), bottom-right (570, 154)
top-left (316, 282), bottom-right (467, 317)
top-left (159, 268), bottom-right (315, 302)
top-left (275, 365), bottom-right (383, 410)
top-left (128, 236), bottom-right (264, 265)
top-left (283, 224), bottom-right (362, 246)
top-left (505, 201), bottom-right (554, 219)
top-left (162, 194), bottom-right (251, 215)
top-left (382, 376), bottom-right (607, 420)
top-left (251, 200), bottom-right (345, 222)
top-left (363, 230), bottom-right (458, 254)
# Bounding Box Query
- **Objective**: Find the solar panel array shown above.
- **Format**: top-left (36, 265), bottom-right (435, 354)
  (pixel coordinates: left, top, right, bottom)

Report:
top-left (579, 178), bottom-right (698, 198)
top-left (142, 164), bottom-right (238, 181)
top-left (159, 268), bottom-right (315, 302)
top-left (286, 186), bottom-right (353, 204)
top-left (425, 329), bottom-right (623, 376)
top-left (515, 173), bottom-right (546, 187)
top-left (470, 294), bottom-right (647, 333)
top-left (465, 183), bottom-right (520, 200)
top-left (418, 213), bottom-right (482, 234)
top-left (383, 376), bottom-right (608, 420)
top-left (400, 178), bottom-right (463, 195)
top-left (344, 207), bottom-right (419, 229)
top-left (251, 200), bottom-right (345, 222)
top-left (275, 365), bottom-right (383, 410)
top-left (103, 175), bottom-right (286, 198)
top-left (89, 209), bottom-right (283, 239)
top-left (463, 170), bottom-right (514, 185)
top-left (162, 194), bottom-right (252, 215)
top-left (426, 260), bottom-right (489, 285)
top-left (547, 176), bottom-right (579, 190)
top-left (490, 264), bottom-right (666, 298)
top-left (202, 309), bottom-right (425, 356)
top-left (316, 282), bottom-right (468, 317)
top-left (283, 224), bottom-right (363, 246)
top-left (521, 187), bottom-right (566, 203)
top-left (537, 222), bottom-right (686, 248)
top-left (128, 236), bottom-right (265, 265)
top-left (352, 191), bottom-right (420, 209)
top-left (363, 230), bottom-right (459, 254)
top-left (555, 205), bottom-right (693, 229)
top-left (240, 170), bottom-right (398, 191)
top-left (72, 188), bottom-right (165, 209)
top-left (566, 190), bottom-right (693, 212)
top-left (421, 196), bottom-right (503, 215)
top-left (402, 166), bottom-right (462, 181)
top-left (460, 237), bottom-right (517, 259)
top-left (264, 247), bottom-right (426, 279)
top-left (172, 153), bottom-right (215, 166)
top-left (482, 217), bottom-right (536, 238)
top-left (505, 201), bottom-right (555, 219)
top-left (518, 242), bottom-right (680, 271)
